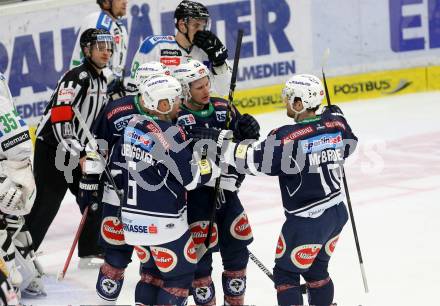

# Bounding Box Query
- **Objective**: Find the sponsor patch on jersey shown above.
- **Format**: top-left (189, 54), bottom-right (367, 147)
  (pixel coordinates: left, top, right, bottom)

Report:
top-left (114, 35), bottom-right (120, 44)
top-left (1, 130), bottom-right (30, 151)
top-left (101, 14), bottom-right (112, 29)
top-left (146, 123), bottom-right (170, 150)
top-left (275, 233), bottom-right (286, 259)
top-left (230, 213), bottom-right (253, 240)
top-left (198, 159), bottom-right (212, 175)
top-left (149, 35), bottom-right (175, 43)
top-left (300, 132), bottom-right (343, 153)
top-left (184, 237), bottom-right (197, 264)
top-left (160, 57), bottom-right (181, 66)
top-left (213, 101), bottom-right (228, 108)
top-left (62, 123), bottom-right (73, 137)
top-left (324, 120), bottom-right (346, 130)
top-left (124, 126), bottom-right (154, 152)
top-left (57, 88), bottom-right (75, 104)
top-left (134, 245), bottom-right (150, 263)
top-left (325, 235), bottom-right (339, 257)
top-left (215, 111), bottom-right (227, 122)
top-left (114, 115), bottom-right (133, 131)
top-left (101, 216), bottom-right (125, 245)
top-left (79, 71), bottom-right (88, 80)
top-left (107, 104), bottom-right (134, 120)
top-left (151, 246), bottom-right (178, 273)
top-left (189, 221), bottom-right (218, 249)
top-left (123, 222), bottom-right (158, 235)
top-left (235, 144), bottom-right (248, 159)
top-left (177, 114), bottom-right (196, 126)
top-left (291, 244), bottom-right (322, 269)
top-left (282, 126), bottom-right (314, 144)
top-left (161, 49), bottom-right (182, 56)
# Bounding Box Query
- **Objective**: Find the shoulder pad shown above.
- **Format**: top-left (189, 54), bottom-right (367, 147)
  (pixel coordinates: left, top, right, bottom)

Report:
top-left (96, 12), bottom-right (113, 31)
top-left (139, 35), bottom-right (177, 54)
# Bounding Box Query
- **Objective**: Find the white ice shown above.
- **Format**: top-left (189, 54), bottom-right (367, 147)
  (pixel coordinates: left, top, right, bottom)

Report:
top-left (22, 91), bottom-right (440, 306)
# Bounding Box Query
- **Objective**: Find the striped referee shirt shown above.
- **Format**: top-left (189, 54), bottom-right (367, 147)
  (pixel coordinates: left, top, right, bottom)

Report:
top-left (36, 59), bottom-right (108, 153)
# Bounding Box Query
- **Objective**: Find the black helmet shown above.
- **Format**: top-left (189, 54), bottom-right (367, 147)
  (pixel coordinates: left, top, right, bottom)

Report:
top-left (174, 0), bottom-right (210, 21)
top-left (80, 28), bottom-right (114, 53)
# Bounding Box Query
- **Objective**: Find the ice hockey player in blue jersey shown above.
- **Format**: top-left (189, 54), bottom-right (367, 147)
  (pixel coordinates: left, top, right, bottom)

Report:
top-left (106, 74), bottom-right (222, 305)
top-left (174, 60), bottom-right (260, 305)
top-left (189, 74), bottom-right (358, 306)
top-left (89, 62), bottom-right (171, 302)
top-left (128, 0), bottom-right (231, 96)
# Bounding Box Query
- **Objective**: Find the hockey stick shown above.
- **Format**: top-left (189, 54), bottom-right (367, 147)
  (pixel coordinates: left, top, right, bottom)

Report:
top-left (71, 106), bottom-right (123, 204)
top-left (196, 29), bottom-right (244, 259)
top-left (248, 250), bottom-right (307, 294)
top-left (321, 48), bottom-right (369, 293)
top-left (57, 206), bottom-right (89, 280)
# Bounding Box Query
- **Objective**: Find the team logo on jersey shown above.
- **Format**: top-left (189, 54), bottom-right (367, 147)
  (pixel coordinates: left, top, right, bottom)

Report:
top-left (325, 235), bottom-right (339, 257)
top-left (161, 49), bottom-right (182, 56)
top-left (134, 245), bottom-right (150, 263)
top-left (215, 111), bottom-right (227, 122)
top-left (194, 286), bottom-right (214, 304)
top-left (160, 57), bottom-right (181, 66)
top-left (275, 233), bottom-right (286, 259)
top-left (100, 277), bottom-right (118, 295)
top-left (177, 114), bottom-right (196, 126)
top-left (291, 244), bottom-right (322, 269)
top-left (101, 216), bottom-right (125, 245)
top-left (189, 221), bottom-right (218, 249)
top-left (151, 247), bottom-right (178, 273)
top-left (183, 237), bottom-right (197, 264)
top-left (230, 213), bottom-right (253, 240)
top-left (224, 277), bottom-right (246, 296)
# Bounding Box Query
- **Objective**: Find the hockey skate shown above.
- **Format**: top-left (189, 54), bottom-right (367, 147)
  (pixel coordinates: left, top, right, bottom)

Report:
top-left (78, 255), bottom-right (104, 270)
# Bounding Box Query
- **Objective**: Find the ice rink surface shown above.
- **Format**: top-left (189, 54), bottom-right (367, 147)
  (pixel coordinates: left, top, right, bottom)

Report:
top-left (23, 91), bottom-right (440, 305)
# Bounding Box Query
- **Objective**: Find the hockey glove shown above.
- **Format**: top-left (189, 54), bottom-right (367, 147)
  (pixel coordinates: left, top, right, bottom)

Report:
top-left (321, 105), bottom-right (344, 118)
top-left (107, 77), bottom-right (126, 100)
top-left (234, 114), bottom-right (260, 141)
top-left (193, 30), bottom-right (228, 67)
top-left (77, 174), bottom-right (100, 214)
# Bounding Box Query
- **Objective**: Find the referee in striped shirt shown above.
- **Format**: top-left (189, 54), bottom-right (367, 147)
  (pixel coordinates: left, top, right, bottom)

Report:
top-left (26, 28), bottom-right (113, 265)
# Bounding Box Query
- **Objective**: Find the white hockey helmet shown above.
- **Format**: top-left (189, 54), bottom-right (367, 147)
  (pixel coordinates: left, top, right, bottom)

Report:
top-left (172, 59), bottom-right (210, 98)
top-left (134, 62), bottom-right (171, 88)
top-left (138, 75), bottom-right (182, 114)
top-left (282, 74), bottom-right (325, 110)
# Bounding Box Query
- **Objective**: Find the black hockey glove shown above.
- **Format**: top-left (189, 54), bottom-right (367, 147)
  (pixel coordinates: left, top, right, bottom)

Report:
top-left (188, 126), bottom-right (221, 143)
top-left (234, 114), bottom-right (260, 141)
top-left (107, 77), bottom-right (126, 100)
top-left (321, 105), bottom-right (344, 119)
top-left (77, 174), bottom-right (100, 214)
top-left (193, 30), bottom-right (228, 67)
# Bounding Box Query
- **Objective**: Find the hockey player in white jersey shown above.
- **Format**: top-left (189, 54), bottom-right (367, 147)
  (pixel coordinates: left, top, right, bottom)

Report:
top-left (71, 0), bottom-right (129, 97)
top-left (128, 0), bottom-right (231, 96)
top-left (0, 73), bottom-right (43, 299)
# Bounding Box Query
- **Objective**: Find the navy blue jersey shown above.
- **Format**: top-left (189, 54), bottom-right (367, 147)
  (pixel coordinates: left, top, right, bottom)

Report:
top-left (109, 115), bottom-right (217, 245)
top-left (176, 97), bottom-right (240, 131)
top-left (241, 111), bottom-right (357, 218)
top-left (176, 97), bottom-right (243, 191)
top-left (92, 94), bottom-right (146, 151)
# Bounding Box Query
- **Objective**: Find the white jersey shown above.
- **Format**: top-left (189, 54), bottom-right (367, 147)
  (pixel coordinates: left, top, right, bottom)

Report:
top-left (128, 35), bottom-right (231, 96)
top-left (0, 75), bottom-right (32, 162)
top-left (0, 73), bottom-right (13, 107)
top-left (70, 11), bottom-right (128, 83)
